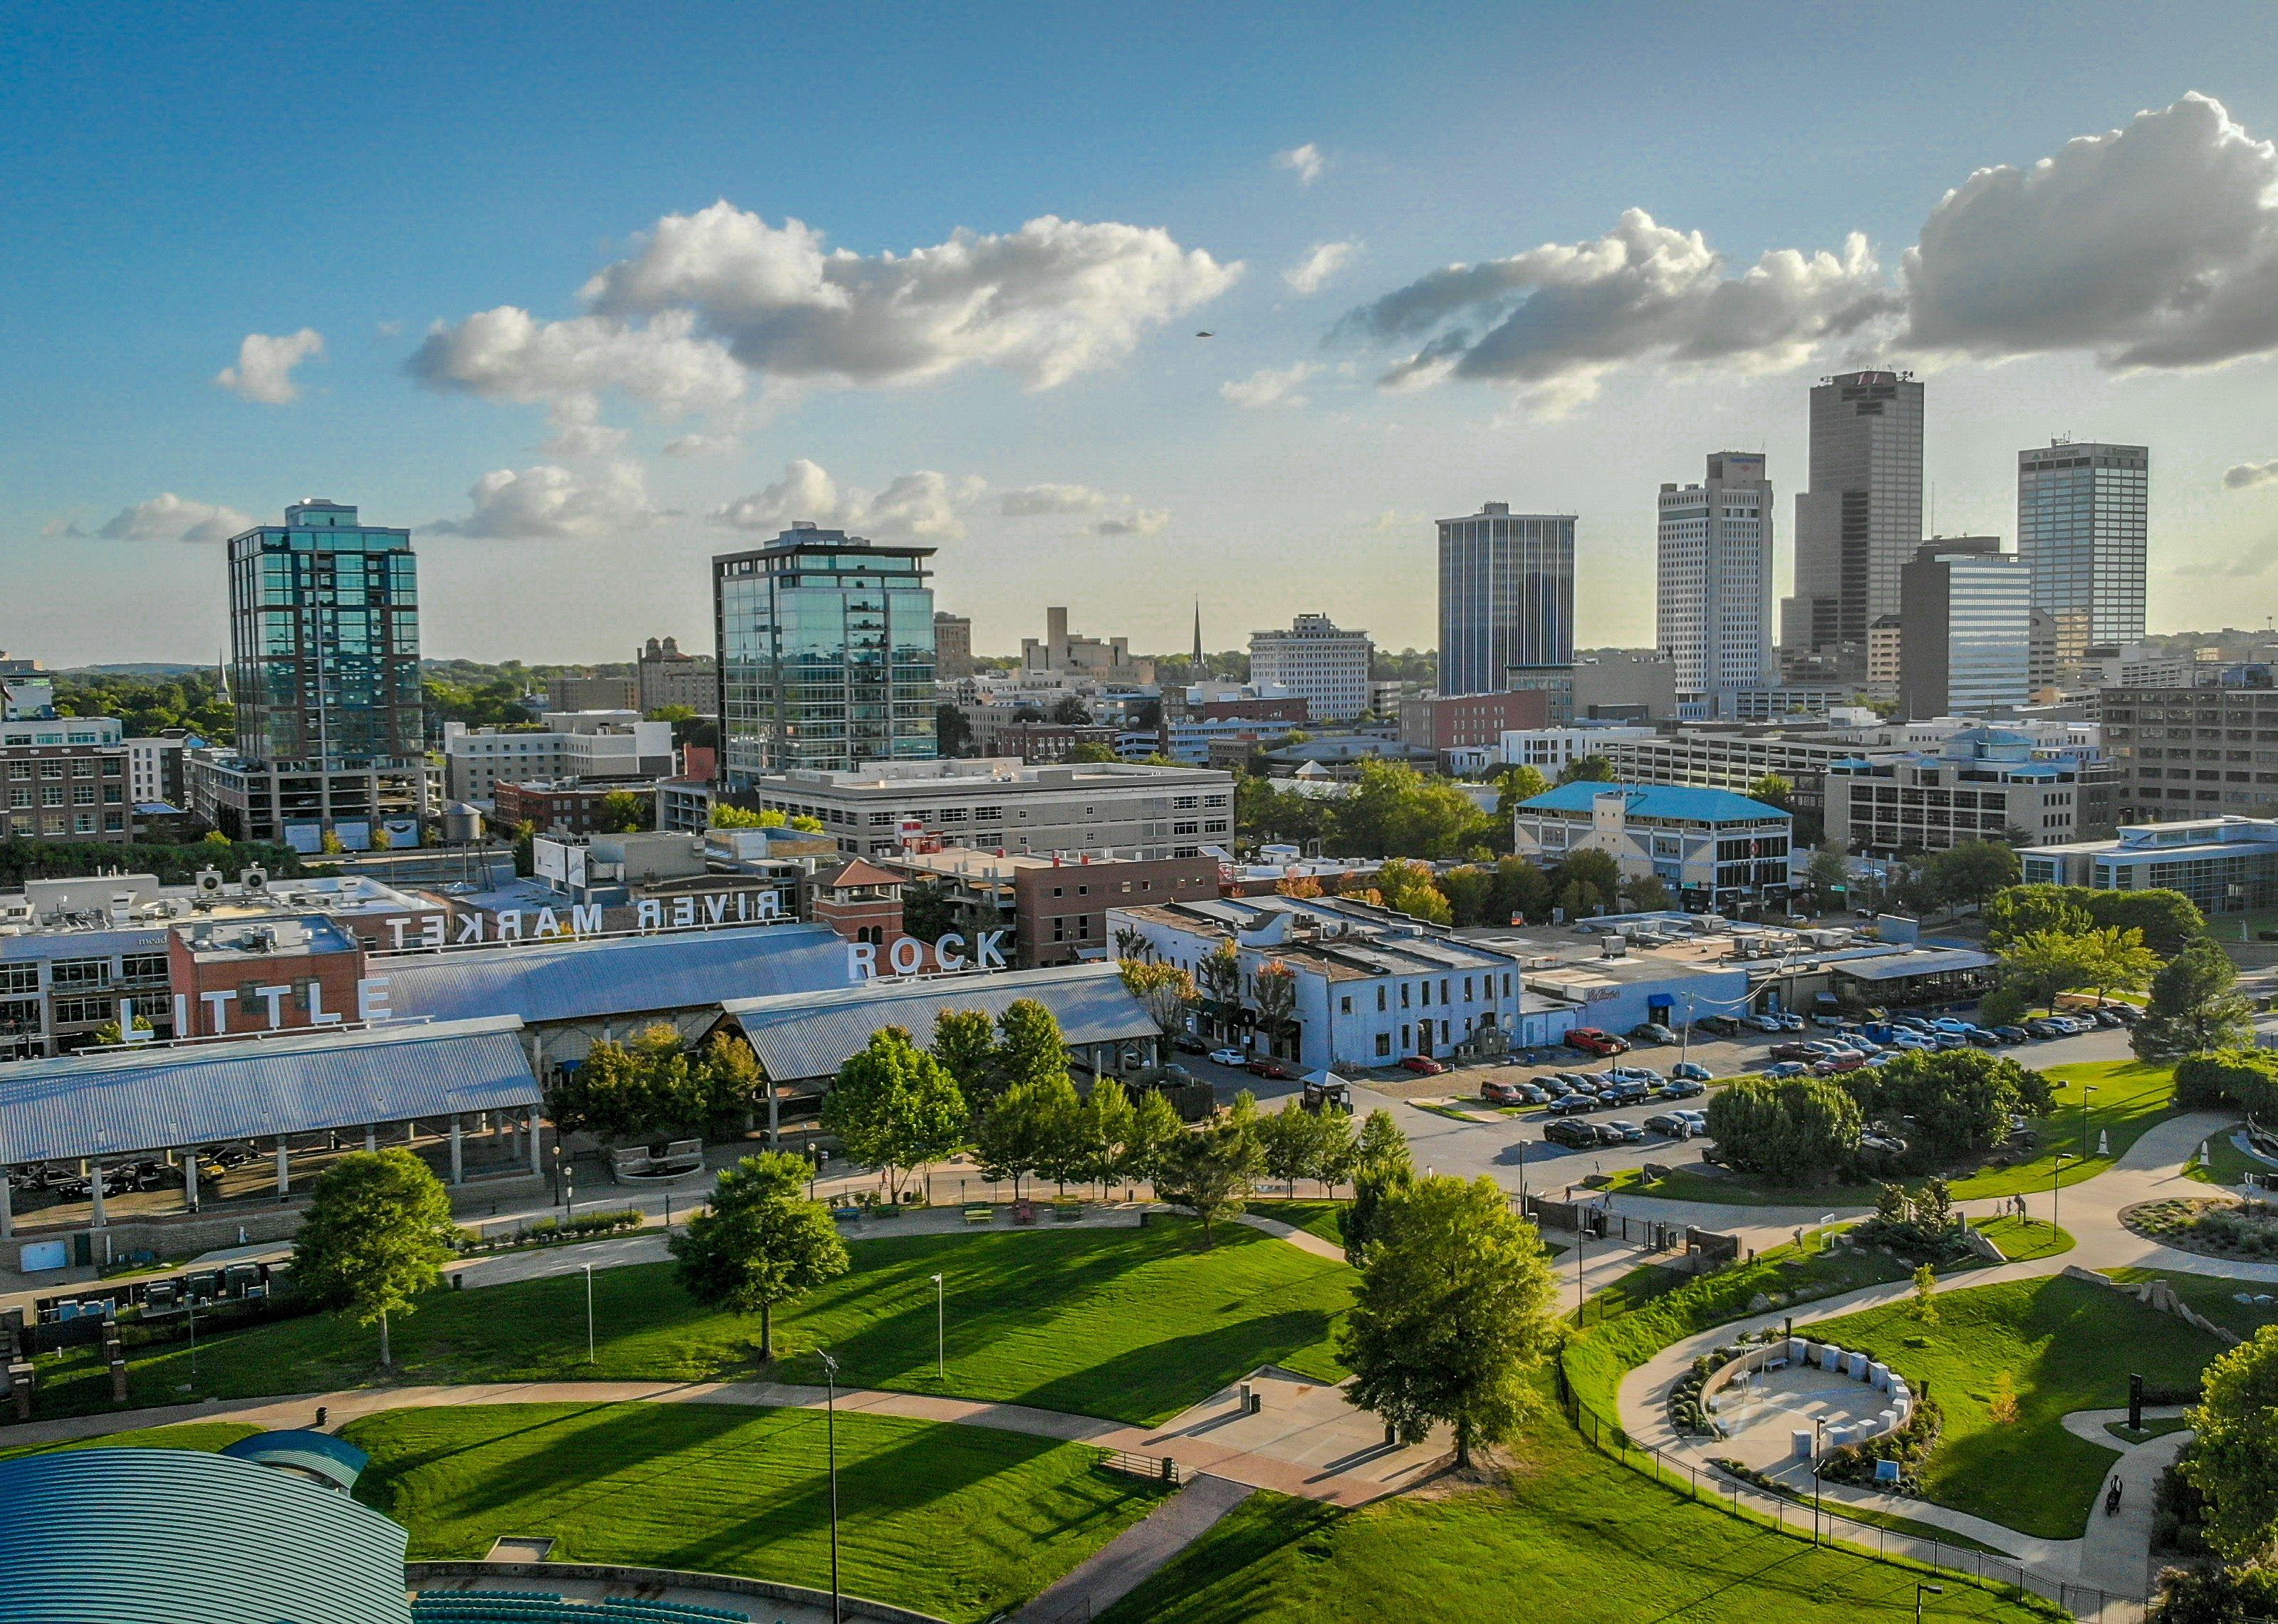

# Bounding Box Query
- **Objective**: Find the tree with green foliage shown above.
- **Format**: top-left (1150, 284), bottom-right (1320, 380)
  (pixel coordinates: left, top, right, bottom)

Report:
top-left (2136, 939), bottom-right (2256, 1063)
top-left (598, 789), bottom-right (652, 833)
top-left (670, 1152), bottom-right (849, 1362)
top-left (547, 1026), bottom-right (766, 1142)
top-left (1153, 1103), bottom-right (1264, 1246)
top-left (1620, 873), bottom-right (1670, 912)
top-left (1704, 1075), bottom-right (1863, 1185)
top-left (2183, 1326), bottom-right (2278, 1564)
top-left (1196, 939), bottom-right (1244, 1031)
top-left (0, 836), bottom-right (310, 889)
top-left (1558, 754), bottom-right (1616, 785)
top-left (1371, 858), bottom-right (1454, 925)
top-left (510, 820), bottom-right (537, 878)
top-left (1492, 764), bottom-right (1551, 820)
top-left (1439, 864), bottom-right (1499, 927)
top-left (972, 1073), bottom-right (1080, 1199)
top-left (1982, 885), bottom-right (2095, 946)
top-left (1493, 855), bottom-right (1550, 926)
top-left (1550, 846), bottom-right (1623, 920)
top-left (1122, 1088), bottom-right (1185, 1187)
top-left (1340, 761), bottom-right (1492, 859)
top-left (53, 670), bottom-right (235, 739)
top-left (1066, 741), bottom-right (1118, 763)
top-left (1339, 1174), bottom-right (1559, 1467)
top-left (935, 703), bottom-right (974, 756)
top-left (2174, 1050), bottom-right (2278, 1122)
top-left (1985, 883), bottom-right (2205, 957)
top-left (2147, 1561), bottom-right (2278, 1624)
top-left (1806, 843), bottom-right (1851, 907)
top-left (1925, 838), bottom-right (2021, 911)
top-left (821, 1027), bottom-right (968, 1197)
top-left (2079, 925), bottom-right (2160, 1006)
top-left (1748, 774), bottom-right (1794, 811)
top-left (290, 1148), bottom-right (458, 1366)
top-left (995, 999), bottom-right (1072, 1091)
top-left (709, 803), bottom-right (785, 829)
top-left (1340, 1108), bottom-right (1415, 1264)
top-left (1076, 1079), bottom-right (1138, 1193)
top-left (929, 1009), bottom-right (1002, 1111)
top-left (1855, 1048), bottom-right (2046, 1162)
top-left (1259, 1098), bottom-right (1319, 1195)
top-left (1997, 928), bottom-right (2105, 1011)
top-left (1119, 957), bottom-right (1197, 1043)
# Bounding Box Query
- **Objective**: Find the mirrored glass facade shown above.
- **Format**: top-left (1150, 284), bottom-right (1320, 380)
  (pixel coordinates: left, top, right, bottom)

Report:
top-left (2018, 440), bottom-right (2148, 659)
top-left (715, 524), bottom-right (936, 783)
top-left (1435, 504), bottom-right (1574, 697)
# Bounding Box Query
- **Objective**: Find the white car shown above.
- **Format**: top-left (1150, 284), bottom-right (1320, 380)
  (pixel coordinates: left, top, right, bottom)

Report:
top-left (1207, 1047), bottom-right (1247, 1067)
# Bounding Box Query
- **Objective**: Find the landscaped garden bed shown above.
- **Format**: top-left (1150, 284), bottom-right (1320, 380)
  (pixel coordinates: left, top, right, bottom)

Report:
top-left (2122, 1195), bottom-right (2278, 1261)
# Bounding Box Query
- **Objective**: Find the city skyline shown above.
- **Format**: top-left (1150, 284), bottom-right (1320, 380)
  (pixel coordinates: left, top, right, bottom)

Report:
top-left (5, 7), bottom-right (2278, 665)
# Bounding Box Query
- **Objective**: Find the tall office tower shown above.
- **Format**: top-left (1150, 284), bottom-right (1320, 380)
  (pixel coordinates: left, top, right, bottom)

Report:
top-left (714, 522), bottom-right (937, 784)
top-left (189, 500), bottom-right (426, 848)
top-left (1897, 538), bottom-right (2030, 721)
top-left (1249, 613), bottom-right (1375, 722)
top-left (930, 613), bottom-right (974, 680)
top-left (1656, 452), bottom-right (1774, 714)
top-left (2017, 439), bottom-right (2148, 673)
top-left (1784, 370), bottom-right (1924, 672)
top-left (1435, 502), bottom-right (1575, 696)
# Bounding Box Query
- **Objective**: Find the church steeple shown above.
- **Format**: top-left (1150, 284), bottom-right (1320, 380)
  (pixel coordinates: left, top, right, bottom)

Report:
top-left (1191, 601), bottom-right (1203, 666)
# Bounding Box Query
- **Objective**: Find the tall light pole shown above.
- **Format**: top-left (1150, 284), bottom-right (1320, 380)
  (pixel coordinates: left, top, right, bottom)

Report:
top-left (582, 1261), bottom-right (595, 1364)
top-left (2079, 1085), bottom-right (2098, 1160)
top-left (931, 1273), bottom-right (945, 1382)
top-left (1915, 1583), bottom-right (1945, 1624)
top-left (1812, 1416), bottom-right (1826, 1546)
top-left (818, 1348), bottom-right (843, 1624)
top-left (2051, 1152), bottom-right (2074, 1237)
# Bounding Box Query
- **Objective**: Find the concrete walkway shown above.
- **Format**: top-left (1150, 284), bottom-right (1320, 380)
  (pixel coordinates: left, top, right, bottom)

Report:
top-left (1014, 1474), bottom-right (1254, 1624)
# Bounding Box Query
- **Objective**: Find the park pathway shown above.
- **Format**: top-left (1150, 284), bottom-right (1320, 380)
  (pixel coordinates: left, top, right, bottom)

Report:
top-left (1013, 1473), bottom-right (1254, 1624)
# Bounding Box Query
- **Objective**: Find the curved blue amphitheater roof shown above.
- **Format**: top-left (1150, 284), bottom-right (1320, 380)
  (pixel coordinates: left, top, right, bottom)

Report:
top-left (0, 1448), bottom-right (412, 1624)
top-left (220, 1427), bottom-right (372, 1493)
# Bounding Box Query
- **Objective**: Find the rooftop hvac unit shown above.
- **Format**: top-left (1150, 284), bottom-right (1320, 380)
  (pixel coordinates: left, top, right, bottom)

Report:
top-left (194, 868), bottom-right (226, 896)
top-left (240, 868), bottom-right (269, 895)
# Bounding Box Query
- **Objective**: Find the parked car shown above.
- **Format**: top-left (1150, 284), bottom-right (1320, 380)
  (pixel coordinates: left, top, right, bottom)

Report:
top-left (1551, 1071), bottom-right (1593, 1090)
top-left (1742, 1013), bottom-right (1786, 1034)
top-left (1776, 1012), bottom-right (1806, 1031)
top-left (1533, 1075), bottom-right (1573, 1098)
top-left (1930, 1018), bottom-right (1972, 1036)
top-left (1546, 1092), bottom-right (1601, 1115)
top-left (1398, 1055), bottom-right (1448, 1076)
top-left (1965, 1027), bottom-right (2002, 1047)
top-left (1173, 1034), bottom-right (1208, 1056)
top-left (1769, 1041), bottom-right (1814, 1061)
top-left (1479, 1078), bottom-right (1532, 1105)
top-left (1645, 1112), bottom-right (1694, 1138)
top-left (1675, 1108), bottom-right (1710, 1134)
top-left (1515, 1081), bottom-right (1551, 1104)
top-left (1764, 1061), bottom-right (1810, 1078)
top-left (1601, 1120), bottom-right (1646, 1144)
top-left (1697, 1014), bottom-right (1743, 1038)
top-left (1207, 1046), bottom-right (1247, 1066)
top-left (1543, 1119), bottom-right (1600, 1150)
top-left (1992, 1024), bottom-right (2029, 1044)
top-left (1608, 1065), bottom-right (1665, 1086)
top-left (1812, 1013), bottom-right (1851, 1030)
top-left (1812, 1053), bottom-right (1866, 1074)
top-left (1598, 1079), bottom-right (1653, 1105)
top-left (1629, 1022), bottom-right (1678, 1046)
top-left (1891, 1014), bottom-right (1933, 1034)
top-left (1668, 1061), bottom-right (1712, 1083)
top-left (1566, 1027), bottom-right (1629, 1056)
top-left (1658, 1076), bottom-right (1707, 1098)
top-left (1248, 1056), bottom-right (1296, 1079)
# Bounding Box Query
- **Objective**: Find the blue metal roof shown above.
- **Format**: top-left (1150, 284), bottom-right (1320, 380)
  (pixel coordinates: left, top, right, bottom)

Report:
top-left (1518, 782), bottom-right (1789, 823)
top-left (378, 922), bottom-right (853, 1027)
top-left (219, 1429), bottom-right (370, 1494)
top-left (725, 962), bottom-right (1160, 1083)
top-left (0, 1448), bottom-right (412, 1624)
top-left (0, 1016), bottom-right (538, 1165)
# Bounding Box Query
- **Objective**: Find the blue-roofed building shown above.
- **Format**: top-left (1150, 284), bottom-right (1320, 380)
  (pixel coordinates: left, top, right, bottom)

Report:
top-left (1824, 726), bottom-right (2108, 858)
top-left (1512, 783), bottom-right (1791, 915)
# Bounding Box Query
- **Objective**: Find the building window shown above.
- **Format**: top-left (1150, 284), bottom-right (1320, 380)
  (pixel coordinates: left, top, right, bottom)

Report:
top-left (49, 957), bottom-right (109, 988)
top-left (1375, 1031), bottom-right (1391, 1058)
top-left (1339, 995), bottom-right (1353, 1014)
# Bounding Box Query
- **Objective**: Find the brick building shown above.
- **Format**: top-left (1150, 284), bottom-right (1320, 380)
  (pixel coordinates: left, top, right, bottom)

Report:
top-left (165, 915), bottom-right (372, 1039)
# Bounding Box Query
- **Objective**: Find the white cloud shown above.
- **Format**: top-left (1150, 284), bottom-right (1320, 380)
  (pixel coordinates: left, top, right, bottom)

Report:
top-left (538, 395), bottom-right (628, 458)
top-left (1273, 143), bottom-right (1325, 187)
top-left (214, 328), bottom-right (324, 404)
top-left (662, 432), bottom-right (739, 459)
top-left (1222, 362), bottom-right (1321, 408)
top-left (1903, 93), bottom-right (2278, 369)
top-left (2226, 457), bottom-right (2278, 491)
top-left (999, 483), bottom-right (1110, 516)
top-left (575, 202), bottom-right (1239, 392)
top-left (710, 459), bottom-right (983, 541)
top-left (407, 306), bottom-right (745, 414)
top-left (430, 462), bottom-right (661, 541)
top-left (1335, 208), bottom-right (1894, 405)
top-left (98, 493), bottom-right (254, 543)
top-left (1283, 241), bottom-right (1358, 296)
top-left (1091, 509), bottom-right (1167, 536)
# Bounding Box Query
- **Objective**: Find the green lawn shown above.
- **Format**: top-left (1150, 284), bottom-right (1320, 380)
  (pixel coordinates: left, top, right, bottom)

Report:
top-left (1606, 1060), bottom-right (2180, 1207)
top-left (28, 1219), bottom-right (1351, 1427)
top-left (2101, 1267), bottom-right (2278, 1340)
top-left (1801, 1276), bottom-right (2225, 1539)
top-left (2106, 1417), bottom-right (2190, 1445)
top-left (1973, 1216), bottom-right (2075, 1262)
top-left (348, 1402), bottom-right (1158, 1624)
top-left (1248, 1197), bottom-right (1348, 1246)
top-left (0, 1420), bottom-right (260, 1462)
top-left (1092, 1424), bottom-right (2057, 1624)
top-left (2184, 1127), bottom-right (2274, 1190)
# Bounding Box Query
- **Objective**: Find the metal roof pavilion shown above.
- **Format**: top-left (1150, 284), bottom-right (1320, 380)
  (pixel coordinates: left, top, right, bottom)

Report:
top-left (724, 962), bottom-right (1160, 1085)
top-left (375, 922), bottom-right (852, 1027)
top-left (0, 1016), bottom-right (539, 1166)
top-left (1828, 947), bottom-right (1996, 982)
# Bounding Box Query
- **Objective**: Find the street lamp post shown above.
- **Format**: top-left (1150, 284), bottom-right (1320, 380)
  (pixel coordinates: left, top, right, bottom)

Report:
top-left (931, 1273), bottom-right (945, 1382)
top-left (1812, 1417), bottom-right (1826, 1546)
top-left (2051, 1152), bottom-right (2074, 1236)
top-left (2079, 1085), bottom-right (2099, 1161)
top-left (818, 1349), bottom-right (843, 1624)
top-left (1915, 1583), bottom-right (1945, 1624)
top-left (582, 1261), bottom-right (595, 1363)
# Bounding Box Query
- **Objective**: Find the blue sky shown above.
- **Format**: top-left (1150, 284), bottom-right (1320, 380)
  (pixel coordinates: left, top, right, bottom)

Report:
top-left (4, 2), bottom-right (2277, 664)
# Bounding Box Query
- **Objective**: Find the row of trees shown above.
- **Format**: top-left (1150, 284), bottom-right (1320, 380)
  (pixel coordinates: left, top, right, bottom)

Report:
top-left (1705, 1048), bottom-right (2054, 1185)
top-left (1799, 838), bottom-right (2023, 918)
top-left (0, 833), bottom-right (309, 888)
top-left (53, 670), bottom-right (233, 738)
top-left (1258, 847), bottom-right (1642, 930)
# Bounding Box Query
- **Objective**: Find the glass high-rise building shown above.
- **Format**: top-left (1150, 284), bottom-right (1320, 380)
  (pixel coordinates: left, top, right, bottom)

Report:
top-left (1435, 503), bottom-right (1574, 697)
top-left (714, 522), bottom-right (937, 784)
top-left (1897, 538), bottom-right (2029, 721)
top-left (1786, 370), bottom-right (1923, 667)
top-left (190, 500), bottom-right (426, 848)
top-left (2017, 439), bottom-right (2148, 669)
top-left (1657, 452), bottom-right (1774, 709)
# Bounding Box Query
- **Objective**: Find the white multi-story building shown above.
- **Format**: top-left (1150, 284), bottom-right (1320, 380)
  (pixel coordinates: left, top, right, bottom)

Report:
top-left (1497, 727), bottom-right (1658, 775)
top-left (442, 712), bottom-right (675, 808)
top-left (1248, 614), bottom-right (1373, 723)
top-left (734, 757), bottom-right (1235, 860)
top-left (123, 737), bottom-right (187, 806)
top-left (1658, 452), bottom-right (1773, 714)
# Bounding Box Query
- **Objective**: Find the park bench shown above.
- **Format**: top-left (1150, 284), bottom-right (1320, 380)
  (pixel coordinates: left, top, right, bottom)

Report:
top-left (963, 1204), bottom-right (993, 1224)
top-left (1053, 1199), bottom-right (1083, 1222)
